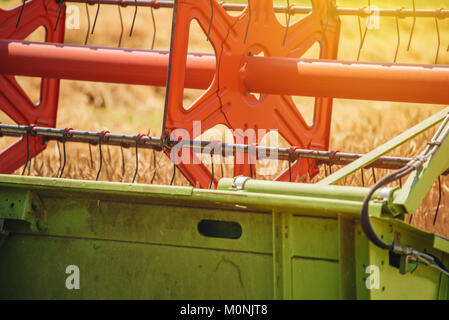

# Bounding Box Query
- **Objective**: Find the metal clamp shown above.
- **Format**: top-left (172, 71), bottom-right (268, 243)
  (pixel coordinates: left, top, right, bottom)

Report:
top-left (230, 176), bottom-right (250, 191)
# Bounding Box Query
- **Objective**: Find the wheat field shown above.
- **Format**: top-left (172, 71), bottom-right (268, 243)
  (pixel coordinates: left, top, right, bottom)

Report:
top-left (1, 0), bottom-right (449, 236)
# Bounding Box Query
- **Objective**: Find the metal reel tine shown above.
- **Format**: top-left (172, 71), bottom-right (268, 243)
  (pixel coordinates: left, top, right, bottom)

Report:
top-left (220, 160), bottom-right (224, 179)
top-left (357, 1), bottom-right (371, 61)
top-left (209, 153), bottom-right (214, 189)
top-left (59, 140), bottom-right (67, 178)
top-left (129, 0), bottom-right (138, 37)
top-left (21, 127), bottom-right (30, 176)
top-left (170, 150), bottom-right (177, 186)
top-left (91, 0), bottom-right (101, 35)
top-left (244, 0), bottom-right (252, 44)
top-left (151, 149), bottom-right (157, 184)
top-left (120, 146), bottom-right (125, 178)
top-left (27, 157), bottom-right (32, 176)
top-left (207, 0), bottom-right (214, 42)
top-left (88, 143), bottom-right (94, 169)
top-left (433, 176), bottom-right (442, 226)
top-left (118, 4), bottom-right (124, 47)
top-left (407, 0), bottom-right (416, 51)
top-left (84, 2), bottom-right (91, 45)
top-left (434, 10), bottom-right (442, 64)
top-left (150, 6), bottom-right (157, 50)
top-left (54, 0), bottom-right (65, 32)
top-left (394, 10), bottom-right (402, 63)
top-left (96, 141), bottom-right (102, 181)
top-left (288, 159), bottom-right (292, 182)
top-left (55, 141), bottom-right (62, 177)
top-left (59, 128), bottom-right (72, 179)
top-left (282, 0), bottom-right (291, 47)
top-left (133, 134), bottom-right (145, 183)
top-left (16, 0), bottom-right (26, 28)
top-left (96, 131), bottom-right (109, 181)
top-left (132, 142), bottom-right (139, 183)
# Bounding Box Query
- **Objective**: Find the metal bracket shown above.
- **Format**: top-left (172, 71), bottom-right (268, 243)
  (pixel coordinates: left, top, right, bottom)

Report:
top-left (230, 176), bottom-right (250, 191)
top-left (389, 233), bottom-right (419, 275)
top-left (0, 189), bottom-right (46, 232)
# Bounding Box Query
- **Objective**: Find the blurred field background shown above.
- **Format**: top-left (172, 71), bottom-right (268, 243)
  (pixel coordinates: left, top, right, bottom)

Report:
top-left (1, 0), bottom-right (449, 236)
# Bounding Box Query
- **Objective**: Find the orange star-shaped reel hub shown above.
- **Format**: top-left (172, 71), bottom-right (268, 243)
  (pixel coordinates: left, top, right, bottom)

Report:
top-left (164, 0), bottom-right (340, 188)
top-left (0, 0), bottom-right (65, 173)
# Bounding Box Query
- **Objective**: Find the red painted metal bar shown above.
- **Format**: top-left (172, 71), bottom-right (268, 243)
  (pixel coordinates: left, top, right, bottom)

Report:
top-left (1, 39), bottom-right (449, 105)
top-left (243, 56), bottom-right (449, 105)
top-left (0, 39), bottom-right (215, 89)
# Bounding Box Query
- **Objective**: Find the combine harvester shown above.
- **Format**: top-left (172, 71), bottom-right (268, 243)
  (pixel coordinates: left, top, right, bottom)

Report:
top-left (0, 0), bottom-right (449, 299)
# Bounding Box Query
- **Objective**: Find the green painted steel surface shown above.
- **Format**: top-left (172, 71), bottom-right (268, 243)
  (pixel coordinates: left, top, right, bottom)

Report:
top-left (0, 174), bottom-right (448, 299)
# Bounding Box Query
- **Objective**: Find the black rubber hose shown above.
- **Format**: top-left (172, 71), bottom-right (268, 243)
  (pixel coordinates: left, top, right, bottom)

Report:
top-left (361, 166), bottom-right (415, 250)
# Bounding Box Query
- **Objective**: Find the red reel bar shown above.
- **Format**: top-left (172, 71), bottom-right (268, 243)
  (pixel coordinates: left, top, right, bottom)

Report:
top-left (2, 39), bottom-right (448, 105)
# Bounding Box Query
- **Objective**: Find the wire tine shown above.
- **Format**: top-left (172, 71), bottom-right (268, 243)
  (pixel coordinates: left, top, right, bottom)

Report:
top-left (120, 146), bottom-right (125, 178)
top-left (288, 159), bottom-right (292, 182)
top-left (59, 128), bottom-right (72, 178)
top-left (282, 0), bottom-right (291, 47)
top-left (170, 149), bottom-right (177, 186)
top-left (207, 0), bottom-right (214, 42)
top-left (21, 130), bottom-right (30, 176)
top-left (357, 2), bottom-right (371, 61)
top-left (150, 7), bottom-right (156, 50)
top-left (220, 159), bottom-right (224, 179)
top-left (361, 168), bottom-right (365, 187)
top-left (54, 0), bottom-right (65, 32)
top-left (27, 157), bottom-right (32, 176)
top-left (96, 132), bottom-right (108, 181)
top-left (88, 143), bottom-right (94, 169)
top-left (84, 2), bottom-right (91, 45)
top-left (407, 0), bottom-right (416, 51)
top-left (357, 21), bottom-right (368, 61)
top-left (394, 13), bottom-right (401, 63)
top-left (433, 176), bottom-right (442, 225)
top-left (96, 141), bottom-right (102, 181)
top-left (150, 149), bottom-right (157, 184)
top-left (118, 4), bottom-right (124, 47)
top-left (209, 154), bottom-right (214, 189)
top-left (56, 141), bottom-right (62, 177)
top-left (129, 0), bottom-right (138, 37)
top-left (244, 0), bottom-right (252, 44)
top-left (372, 167), bottom-right (377, 184)
top-left (16, 0), bottom-right (26, 28)
top-left (357, 15), bottom-right (362, 44)
top-left (132, 140), bottom-right (139, 183)
top-left (59, 141), bottom-right (67, 178)
top-left (91, 0), bottom-right (101, 35)
top-left (434, 13), bottom-right (441, 64)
